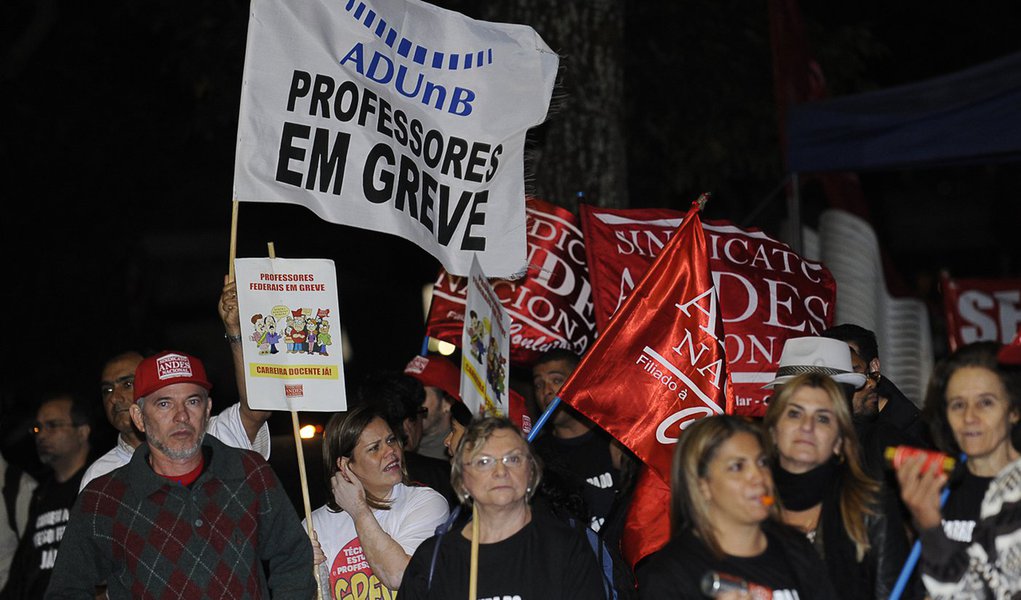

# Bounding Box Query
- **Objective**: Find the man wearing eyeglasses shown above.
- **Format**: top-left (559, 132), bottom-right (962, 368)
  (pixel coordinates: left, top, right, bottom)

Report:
top-left (821, 323), bottom-right (929, 445)
top-left (0, 393), bottom-right (91, 599)
top-left (403, 354), bottom-right (462, 460)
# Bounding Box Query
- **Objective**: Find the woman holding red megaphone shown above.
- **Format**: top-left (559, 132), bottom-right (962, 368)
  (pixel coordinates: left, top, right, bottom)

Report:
top-left (894, 340), bottom-right (1021, 599)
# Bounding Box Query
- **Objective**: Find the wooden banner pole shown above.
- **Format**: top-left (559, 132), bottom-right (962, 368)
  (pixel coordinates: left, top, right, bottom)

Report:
top-left (267, 241), bottom-right (322, 599)
top-left (228, 200), bottom-right (240, 282)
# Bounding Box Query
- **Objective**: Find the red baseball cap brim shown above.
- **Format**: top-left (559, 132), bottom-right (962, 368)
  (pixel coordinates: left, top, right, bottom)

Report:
top-left (403, 355), bottom-right (461, 401)
top-left (134, 350), bottom-right (213, 401)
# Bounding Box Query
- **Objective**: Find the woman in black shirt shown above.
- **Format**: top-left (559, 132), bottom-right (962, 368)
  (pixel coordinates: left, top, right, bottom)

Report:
top-left (399, 415), bottom-right (604, 599)
top-left (763, 372), bottom-right (912, 600)
top-left (638, 415), bottom-right (836, 599)
top-left (895, 340), bottom-right (1021, 598)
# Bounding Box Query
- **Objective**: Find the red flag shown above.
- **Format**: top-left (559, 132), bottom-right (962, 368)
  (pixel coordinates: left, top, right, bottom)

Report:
top-left (620, 468), bottom-right (672, 568)
top-left (425, 197), bottom-right (596, 367)
top-left (580, 205), bottom-right (835, 417)
top-left (940, 270), bottom-right (1021, 352)
top-left (508, 388), bottom-right (532, 436)
top-left (557, 199), bottom-right (732, 565)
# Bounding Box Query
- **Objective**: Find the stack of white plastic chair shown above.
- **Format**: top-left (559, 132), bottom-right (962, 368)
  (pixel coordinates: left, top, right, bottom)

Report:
top-left (811, 209), bottom-right (933, 406)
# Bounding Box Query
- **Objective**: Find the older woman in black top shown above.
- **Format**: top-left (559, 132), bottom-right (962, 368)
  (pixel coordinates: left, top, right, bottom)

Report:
top-left (399, 415), bottom-right (604, 599)
top-left (895, 340), bottom-right (1021, 598)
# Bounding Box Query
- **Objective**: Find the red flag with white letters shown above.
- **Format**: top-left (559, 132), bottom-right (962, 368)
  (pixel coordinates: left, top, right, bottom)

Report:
top-left (940, 271), bottom-right (1021, 352)
top-left (557, 199), bottom-right (731, 566)
top-left (580, 205), bottom-right (835, 417)
top-left (426, 197), bottom-right (596, 367)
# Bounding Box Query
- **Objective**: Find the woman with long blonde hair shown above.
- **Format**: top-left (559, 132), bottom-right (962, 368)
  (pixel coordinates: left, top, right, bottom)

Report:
top-left (764, 372), bottom-right (911, 600)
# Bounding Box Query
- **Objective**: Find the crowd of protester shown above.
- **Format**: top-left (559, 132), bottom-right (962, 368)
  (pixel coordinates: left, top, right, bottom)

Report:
top-left (0, 275), bottom-right (1018, 599)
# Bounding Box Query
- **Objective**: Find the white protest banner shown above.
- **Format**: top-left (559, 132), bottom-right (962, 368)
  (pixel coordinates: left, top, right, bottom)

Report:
top-left (235, 257), bottom-right (347, 411)
top-left (234, 0), bottom-right (559, 278)
top-left (461, 255), bottom-right (511, 416)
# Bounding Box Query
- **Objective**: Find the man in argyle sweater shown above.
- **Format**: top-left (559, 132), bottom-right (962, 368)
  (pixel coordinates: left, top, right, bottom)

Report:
top-left (46, 351), bottom-right (314, 599)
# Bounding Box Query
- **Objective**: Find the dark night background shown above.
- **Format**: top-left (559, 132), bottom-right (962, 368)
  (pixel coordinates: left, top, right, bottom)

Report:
top-left (2, 1), bottom-right (1020, 509)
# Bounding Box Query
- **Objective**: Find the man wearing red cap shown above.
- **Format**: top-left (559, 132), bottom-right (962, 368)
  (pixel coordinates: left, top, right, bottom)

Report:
top-left (47, 350), bottom-right (314, 598)
top-left (79, 279), bottom-right (273, 490)
top-left (403, 354), bottom-right (462, 460)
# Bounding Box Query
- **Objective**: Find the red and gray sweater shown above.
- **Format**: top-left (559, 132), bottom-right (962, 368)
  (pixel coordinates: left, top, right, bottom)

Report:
top-left (46, 436), bottom-right (314, 599)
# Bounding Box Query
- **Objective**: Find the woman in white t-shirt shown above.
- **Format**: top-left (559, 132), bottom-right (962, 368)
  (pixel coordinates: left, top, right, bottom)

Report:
top-left (308, 405), bottom-right (448, 599)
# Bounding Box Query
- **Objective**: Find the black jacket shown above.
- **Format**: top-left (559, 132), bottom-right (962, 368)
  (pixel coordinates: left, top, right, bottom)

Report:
top-left (875, 376), bottom-right (931, 447)
top-left (815, 482), bottom-right (919, 600)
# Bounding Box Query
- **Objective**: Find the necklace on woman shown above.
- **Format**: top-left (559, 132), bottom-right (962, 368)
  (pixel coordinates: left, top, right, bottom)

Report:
top-left (785, 504), bottom-right (822, 541)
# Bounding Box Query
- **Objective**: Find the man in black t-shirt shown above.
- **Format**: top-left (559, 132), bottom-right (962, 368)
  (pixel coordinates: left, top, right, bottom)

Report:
top-left (530, 349), bottom-right (620, 532)
top-left (1, 393), bottom-right (92, 599)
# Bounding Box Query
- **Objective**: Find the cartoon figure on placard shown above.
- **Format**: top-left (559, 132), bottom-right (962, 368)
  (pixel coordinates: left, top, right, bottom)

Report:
top-left (250, 314), bottom-right (269, 354)
top-left (311, 309), bottom-right (330, 354)
top-left (467, 311), bottom-right (487, 363)
top-left (250, 314), bottom-right (263, 344)
top-left (306, 318), bottom-right (318, 355)
top-left (291, 311), bottom-right (307, 354)
top-left (485, 335), bottom-right (506, 404)
top-left (264, 315), bottom-right (280, 354)
top-left (317, 319), bottom-right (332, 356)
top-left (284, 315), bottom-right (295, 353)
top-left (480, 318), bottom-right (492, 363)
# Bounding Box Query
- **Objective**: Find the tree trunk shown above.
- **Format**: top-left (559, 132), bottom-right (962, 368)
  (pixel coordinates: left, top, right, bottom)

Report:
top-left (481, 1), bottom-right (629, 211)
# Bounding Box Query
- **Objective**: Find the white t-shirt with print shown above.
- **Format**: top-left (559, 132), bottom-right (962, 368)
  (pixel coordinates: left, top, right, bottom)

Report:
top-left (307, 483), bottom-right (449, 599)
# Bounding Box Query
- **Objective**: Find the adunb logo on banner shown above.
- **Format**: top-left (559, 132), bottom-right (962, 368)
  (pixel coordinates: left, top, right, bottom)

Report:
top-left (234, 0), bottom-right (559, 277)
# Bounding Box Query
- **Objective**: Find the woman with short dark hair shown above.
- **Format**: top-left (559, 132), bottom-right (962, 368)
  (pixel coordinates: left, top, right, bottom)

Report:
top-left (398, 415), bottom-right (605, 599)
top-left (895, 341), bottom-right (1021, 598)
top-left (308, 405), bottom-right (448, 598)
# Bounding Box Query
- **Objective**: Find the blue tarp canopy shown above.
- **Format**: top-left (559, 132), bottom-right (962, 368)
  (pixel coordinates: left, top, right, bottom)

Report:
top-left (786, 51), bottom-right (1021, 173)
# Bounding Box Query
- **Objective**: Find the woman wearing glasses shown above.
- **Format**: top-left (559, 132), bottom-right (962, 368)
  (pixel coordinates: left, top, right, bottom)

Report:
top-left (308, 405), bottom-right (449, 599)
top-left (398, 415), bottom-right (604, 599)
